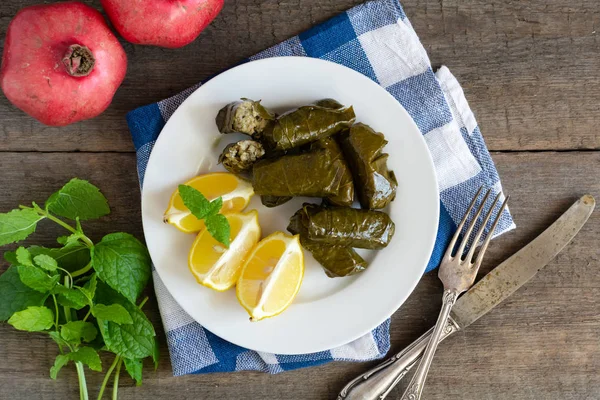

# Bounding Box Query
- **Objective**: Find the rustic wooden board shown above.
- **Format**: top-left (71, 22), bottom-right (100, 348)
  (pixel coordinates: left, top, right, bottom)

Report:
top-left (0, 0), bottom-right (599, 152)
top-left (0, 151), bottom-right (597, 399)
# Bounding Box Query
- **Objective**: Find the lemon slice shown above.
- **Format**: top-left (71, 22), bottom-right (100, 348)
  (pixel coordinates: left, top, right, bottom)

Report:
top-left (188, 210), bottom-right (261, 291)
top-left (164, 173), bottom-right (254, 233)
top-left (236, 232), bottom-right (305, 321)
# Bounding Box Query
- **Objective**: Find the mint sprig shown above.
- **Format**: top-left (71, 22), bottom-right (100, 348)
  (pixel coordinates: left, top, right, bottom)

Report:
top-left (0, 179), bottom-right (157, 400)
top-left (178, 185), bottom-right (231, 247)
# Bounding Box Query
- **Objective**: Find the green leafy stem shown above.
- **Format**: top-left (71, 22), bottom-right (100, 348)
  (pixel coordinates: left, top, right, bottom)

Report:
top-left (0, 179), bottom-right (157, 399)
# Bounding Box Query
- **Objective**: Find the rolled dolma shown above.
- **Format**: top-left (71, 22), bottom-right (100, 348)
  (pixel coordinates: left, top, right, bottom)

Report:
top-left (312, 138), bottom-right (354, 207)
top-left (339, 123), bottom-right (397, 209)
top-left (288, 204), bottom-right (367, 277)
top-left (261, 102), bottom-right (356, 151)
top-left (252, 148), bottom-right (346, 198)
top-left (218, 140), bottom-right (266, 174)
top-left (216, 99), bottom-right (275, 138)
top-left (261, 195), bottom-right (292, 208)
top-left (306, 207), bottom-right (394, 249)
top-left (313, 98), bottom-right (345, 109)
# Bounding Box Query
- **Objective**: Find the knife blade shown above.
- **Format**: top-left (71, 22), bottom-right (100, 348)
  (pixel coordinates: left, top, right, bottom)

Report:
top-left (339, 194), bottom-right (595, 400)
top-left (451, 194), bottom-right (595, 329)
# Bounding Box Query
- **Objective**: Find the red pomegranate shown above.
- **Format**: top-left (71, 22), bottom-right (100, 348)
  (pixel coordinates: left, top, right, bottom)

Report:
top-left (100, 0), bottom-right (224, 49)
top-left (0, 2), bottom-right (127, 126)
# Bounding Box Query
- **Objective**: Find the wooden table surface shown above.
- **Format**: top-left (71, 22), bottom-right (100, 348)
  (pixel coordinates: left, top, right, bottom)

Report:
top-left (0, 1), bottom-right (599, 399)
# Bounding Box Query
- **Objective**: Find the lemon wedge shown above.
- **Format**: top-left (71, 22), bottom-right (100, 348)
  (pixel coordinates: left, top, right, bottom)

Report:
top-left (188, 210), bottom-right (261, 291)
top-left (164, 173), bottom-right (254, 233)
top-left (236, 232), bottom-right (304, 321)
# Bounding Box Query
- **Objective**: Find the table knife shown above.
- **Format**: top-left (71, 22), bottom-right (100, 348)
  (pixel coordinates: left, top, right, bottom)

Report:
top-left (338, 194), bottom-right (595, 400)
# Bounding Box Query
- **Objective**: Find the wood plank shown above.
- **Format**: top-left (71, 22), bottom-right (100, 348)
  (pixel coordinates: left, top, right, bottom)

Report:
top-left (0, 0), bottom-right (599, 152)
top-left (0, 151), bottom-right (598, 399)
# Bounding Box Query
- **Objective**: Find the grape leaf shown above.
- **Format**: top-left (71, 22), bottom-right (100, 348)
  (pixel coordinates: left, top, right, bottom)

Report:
top-left (46, 178), bottom-right (110, 221)
top-left (68, 347), bottom-right (102, 372)
top-left (124, 358), bottom-right (143, 386)
top-left (50, 354), bottom-right (70, 379)
top-left (92, 304), bottom-right (132, 325)
top-left (92, 233), bottom-right (151, 304)
top-left (17, 265), bottom-right (59, 293)
top-left (0, 209), bottom-right (44, 246)
top-left (8, 306), bottom-right (53, 331)
top-left (61, 321), bottom-right (98, 344)
top-left (0, 266), bottom-right (46, 321)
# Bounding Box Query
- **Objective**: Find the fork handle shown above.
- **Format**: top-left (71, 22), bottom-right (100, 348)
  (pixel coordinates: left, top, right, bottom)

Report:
top-left (337, 316), bottom-right (461, 400)
top-left (400, 289), bottom-right (459, 400)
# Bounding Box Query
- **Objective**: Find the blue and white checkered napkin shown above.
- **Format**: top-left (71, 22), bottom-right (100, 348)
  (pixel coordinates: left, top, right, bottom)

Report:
top-left (127, 0), bottom-right (515, 376)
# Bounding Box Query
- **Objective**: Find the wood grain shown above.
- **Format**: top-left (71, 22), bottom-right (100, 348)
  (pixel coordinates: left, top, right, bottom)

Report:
top-left (0, 151), bottom-right (598, 399)
top-left (0, 0), bottom-right (599, 152)
top-left (0, 0), bottom-right (599, 398)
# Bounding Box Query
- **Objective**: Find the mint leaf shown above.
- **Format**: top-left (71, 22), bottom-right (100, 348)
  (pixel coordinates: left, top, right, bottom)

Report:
top-left (205, 214), bottom-right (230, 247)
top-left (8, 306), bottom-right (53, 331)
top-left (0, 266), bottom-right (46, 321)
top-left (92, 304), bottom-right (132, 325)
top-left (81, 274), bottom-right (97, 300)
top-left (18, 265), bottom-right (59, 293)
top-left (92, 233), bottom-right (151, 304)
top-left (57, 232), bottom-right (85, 246)
top-left (50, 354), bottom-right (70, 379)
top-left (0, 209), bottom-right (44, 246)
top-left (95, 282), bottom-right (155, 359)
top-left (46, 178), bottom-right (110, 221)
top-left (28, 243), bottom-right (91, 273)
top-left (207, 197), bottom-right (223, 217)
top-left (53, 286), bottom-right (89, 310)
top-left (68, 347), bottom-right (102, 372)
top-left (49, 331), bottom-right (70, 351)
top-left (3, 250), bottom-right (18, 265)
top-left (61, 321), bottom-right (98, 344)
top-left (178, 185), bottom-right (212, 219)
top-left (124, 358), bottom-right (143, 386)
top-left (16, 247), bottom-right (34, 267)
top-left (33, 254), bottom-right (58, 272)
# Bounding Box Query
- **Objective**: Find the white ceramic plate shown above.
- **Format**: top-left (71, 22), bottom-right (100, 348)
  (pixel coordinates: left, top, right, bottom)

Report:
top-left (141, 57), bottom-right (439, 355)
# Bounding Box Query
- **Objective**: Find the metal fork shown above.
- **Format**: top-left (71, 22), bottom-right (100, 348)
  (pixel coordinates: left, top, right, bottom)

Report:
top-left (399, 187), bottom-right (509, 400)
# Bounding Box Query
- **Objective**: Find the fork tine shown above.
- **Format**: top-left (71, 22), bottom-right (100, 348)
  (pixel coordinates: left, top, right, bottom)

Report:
top-left (443, 186), bottom-right (483, 260)
top-left (464, 192), bottom-right (502, 265)
top-left (455, 188), bottom-right (492, 259)
top-left (474, 195), bottom-right (510, 267)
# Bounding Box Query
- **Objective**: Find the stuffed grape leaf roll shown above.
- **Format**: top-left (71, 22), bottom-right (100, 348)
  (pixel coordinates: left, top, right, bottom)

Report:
top-left (287, 204), bottom-right (367, 278)
top-left (311, 138), bottom-right (354, 207)
top-left (261, 102), bottom-right (356, 151)
top-left (252, 147), bottom-right (346, 198)
top-left (218, 140), bottom-right (265, 174)
top-left (339, 123), bottom-right (397, 209)
top-left (306, 207), bottom-right (394, 249)
top-left (261, 195), bottom-right (292, 208)
top-left (216, 99), bottom-right (276, 138)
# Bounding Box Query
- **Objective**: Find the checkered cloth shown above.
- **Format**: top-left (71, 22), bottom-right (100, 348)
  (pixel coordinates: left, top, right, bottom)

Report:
top-left (127, 0), bottom-right (515, 376)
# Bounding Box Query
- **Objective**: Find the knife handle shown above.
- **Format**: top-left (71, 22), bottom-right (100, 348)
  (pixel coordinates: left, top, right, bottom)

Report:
top-left (337, 317), bottom-right (460, 400)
